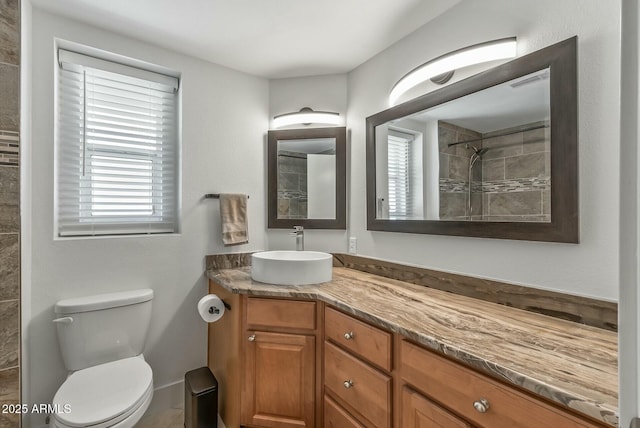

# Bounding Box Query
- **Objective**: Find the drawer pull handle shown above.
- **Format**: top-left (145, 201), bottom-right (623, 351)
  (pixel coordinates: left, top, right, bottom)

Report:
top-left (248, 334), bottom-right (256, 342)
top-left (344, 331), bottom-right (354, 340)
top-left (473, 399), bottom-right (490, 413)
top-left (343, 380), bottom-right (354, 389)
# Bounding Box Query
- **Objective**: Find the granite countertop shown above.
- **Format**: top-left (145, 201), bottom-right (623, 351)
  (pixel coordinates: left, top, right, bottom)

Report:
top-left (207, 266), bottom-right (618, 426)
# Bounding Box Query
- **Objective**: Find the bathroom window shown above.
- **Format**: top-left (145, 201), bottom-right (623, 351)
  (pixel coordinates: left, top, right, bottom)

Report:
top-left (56, 49), bottom-right (179, 237)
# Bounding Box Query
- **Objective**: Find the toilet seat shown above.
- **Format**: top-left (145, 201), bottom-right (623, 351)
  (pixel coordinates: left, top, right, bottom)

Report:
top-left (52, 356), bottom-right (153, 428)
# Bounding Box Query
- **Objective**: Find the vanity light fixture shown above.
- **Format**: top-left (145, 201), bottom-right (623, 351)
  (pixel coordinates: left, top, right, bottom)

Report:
top-left (388, 37), bottom-right (517, 106)
top-left (272, 107), bottom-right (341, 129)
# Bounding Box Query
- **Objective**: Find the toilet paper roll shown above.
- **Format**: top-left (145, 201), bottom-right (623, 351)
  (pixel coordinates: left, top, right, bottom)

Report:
top-left (198, 294), bottom-right (225, 323)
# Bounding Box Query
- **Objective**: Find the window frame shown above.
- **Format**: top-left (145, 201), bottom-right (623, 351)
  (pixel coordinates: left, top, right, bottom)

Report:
top-left (55, 45), bottom-right (181, 238)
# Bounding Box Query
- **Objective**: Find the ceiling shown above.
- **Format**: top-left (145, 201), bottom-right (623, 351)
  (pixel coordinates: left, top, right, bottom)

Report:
top-left (31, 0), bottom-right (460, 79)
top-left (408, 68), bottom-right (551, 134)
top-left (278, 138), bottom-right (336, 154)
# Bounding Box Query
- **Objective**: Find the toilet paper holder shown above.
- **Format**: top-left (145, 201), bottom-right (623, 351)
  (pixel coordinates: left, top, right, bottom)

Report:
top-left (209, 300), bottom-right (231, 314)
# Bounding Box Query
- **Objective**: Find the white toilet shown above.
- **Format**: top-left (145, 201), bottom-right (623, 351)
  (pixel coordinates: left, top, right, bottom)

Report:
top-left (51, 289), bottom-right (155, 428)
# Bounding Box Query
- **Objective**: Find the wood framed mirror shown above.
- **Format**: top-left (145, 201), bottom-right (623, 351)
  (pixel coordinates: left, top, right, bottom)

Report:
top-left (268, 126), bottom-right (347, 229)
top-left (366, 37), bottom-right (578, 242)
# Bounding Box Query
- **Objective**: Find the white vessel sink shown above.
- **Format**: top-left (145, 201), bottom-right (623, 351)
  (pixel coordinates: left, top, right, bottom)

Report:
top-left (251, 251), bottom-right (333, 285)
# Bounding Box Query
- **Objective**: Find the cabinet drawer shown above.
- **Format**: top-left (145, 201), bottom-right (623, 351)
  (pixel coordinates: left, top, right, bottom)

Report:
top-left (325, 307), bottom-right (392, 371)
top-left (401, 387), bottom-right (472, 428)
top-left (246, 297), bottom-right (316, 331)
top-left (324, 341), bottom-right (391, 428)
top-left (400, 340), bottom-right (601, 428)
top-left (324, 394), bottom-right (364, 428)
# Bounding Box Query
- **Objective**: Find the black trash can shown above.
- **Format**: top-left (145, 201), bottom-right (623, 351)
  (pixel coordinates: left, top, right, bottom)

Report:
top-left (184, 367), bottom-right (218, 428)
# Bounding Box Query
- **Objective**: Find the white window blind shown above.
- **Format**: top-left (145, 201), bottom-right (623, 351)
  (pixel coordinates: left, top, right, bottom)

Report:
top-left (387, 130), bottom-right (414, 219)
top-left (57, 49), bottom-right (179, 237)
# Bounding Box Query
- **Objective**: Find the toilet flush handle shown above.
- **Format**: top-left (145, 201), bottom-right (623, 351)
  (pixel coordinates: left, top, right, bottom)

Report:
top-left (53, 317), bottom-right (73, 324)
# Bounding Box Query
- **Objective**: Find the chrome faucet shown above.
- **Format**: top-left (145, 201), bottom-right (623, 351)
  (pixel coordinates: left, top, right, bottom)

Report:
top-left (290, 226), bottom-right (304, 251)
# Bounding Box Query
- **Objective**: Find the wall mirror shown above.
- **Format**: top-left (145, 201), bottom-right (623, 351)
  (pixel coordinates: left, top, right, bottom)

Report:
top-left (268, 127), bottom-right (347, 229)
top-left (366, 37), bottom-right (578, 243)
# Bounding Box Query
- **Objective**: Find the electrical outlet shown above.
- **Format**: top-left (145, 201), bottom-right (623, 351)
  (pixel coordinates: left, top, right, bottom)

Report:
top-left (348, 237), bottom-right (357, 254)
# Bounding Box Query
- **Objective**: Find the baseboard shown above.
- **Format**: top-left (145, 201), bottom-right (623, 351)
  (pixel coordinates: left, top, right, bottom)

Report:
top-left (145, 380), bottom-right (184, 416)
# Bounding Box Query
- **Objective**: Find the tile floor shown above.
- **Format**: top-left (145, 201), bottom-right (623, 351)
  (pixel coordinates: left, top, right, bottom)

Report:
top-left (136, 407), bottom-right (226, 428)
top-left (136, 408), bottom-right (183, 428)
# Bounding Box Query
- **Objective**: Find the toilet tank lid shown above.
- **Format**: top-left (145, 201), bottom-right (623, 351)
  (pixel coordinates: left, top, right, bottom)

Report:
top-left (55, 289), bottom-right (154, 314)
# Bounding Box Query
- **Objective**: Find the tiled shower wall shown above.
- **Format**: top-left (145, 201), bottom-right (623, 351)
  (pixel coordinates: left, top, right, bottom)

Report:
top-left (277, 151), bottom-right (308, 219)
top-left (481, 123), bottom-right (550, 221)
top-left (0, 0), bottom-right (20, 427)
top-left (438, 121), bottom-right (550, 222)
top-left (438, 121), bottom-right (482, 219)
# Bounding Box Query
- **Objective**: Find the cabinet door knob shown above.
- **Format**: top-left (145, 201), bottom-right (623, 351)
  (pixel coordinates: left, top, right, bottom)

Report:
top-left (344, 331), bottom-right (354, 340)
top-left (343, 380), bottom-right (354, 389)
top-left (473, 398), bottom-right (490, 413)
top-left (248, 334), bottom-right (256, 342)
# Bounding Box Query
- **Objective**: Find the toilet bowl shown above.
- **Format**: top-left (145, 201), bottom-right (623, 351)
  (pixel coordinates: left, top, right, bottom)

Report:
top-left (52, 289), bottom-right (154, 428)
top-left (51, 356), bottom-right (153, 428)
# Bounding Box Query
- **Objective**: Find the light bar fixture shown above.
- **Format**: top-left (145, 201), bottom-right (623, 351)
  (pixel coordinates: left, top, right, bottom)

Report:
top-left (273, 107), bottom-right (341, 129)
top-left (388, 37), bottom-right (517, 106)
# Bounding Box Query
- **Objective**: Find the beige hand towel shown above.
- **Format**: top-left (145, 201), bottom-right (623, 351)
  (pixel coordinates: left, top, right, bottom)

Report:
top-left (219, 193), bottom-right (249, 245)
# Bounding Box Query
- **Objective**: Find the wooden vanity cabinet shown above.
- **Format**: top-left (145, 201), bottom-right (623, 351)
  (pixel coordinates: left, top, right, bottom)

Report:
top-left (241, 297), bottom-right (321, 428)
top-left (208, 280), bottom-right (610, 428)
top-left (207, 283), bottom-right (321, 428)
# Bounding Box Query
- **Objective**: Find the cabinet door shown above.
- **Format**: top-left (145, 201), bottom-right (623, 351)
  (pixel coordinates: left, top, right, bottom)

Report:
top-left (242, 331), bottom-right (315, 428)
top-left (402, 387), bottom-right (472, 428)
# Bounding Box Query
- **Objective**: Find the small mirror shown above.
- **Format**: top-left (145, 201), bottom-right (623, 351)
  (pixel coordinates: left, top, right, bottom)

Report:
top-left (366, 37), bottom-right (578, 242)
top-left (268, 127), bottom-right (346, 229)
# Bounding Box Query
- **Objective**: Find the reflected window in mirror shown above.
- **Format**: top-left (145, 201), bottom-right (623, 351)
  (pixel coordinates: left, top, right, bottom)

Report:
top-left (378, 127), bottom-right (424, 219)
top-left (268, 127), bottom-right (346, 229)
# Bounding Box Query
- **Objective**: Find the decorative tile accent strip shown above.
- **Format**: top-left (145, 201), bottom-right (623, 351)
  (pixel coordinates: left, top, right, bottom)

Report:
top-left (440, 177), bottom-right (550, 194)
top-left (482, 176), bottom-right (550, 193)
top-left (439, 178), bottom-right (468, 193)
top-left (277, 190), bottom-right (308, 201)
top-left (332, 253), bottom-right (617, 332)
top-left (0, 130), bottom-right (18, 166)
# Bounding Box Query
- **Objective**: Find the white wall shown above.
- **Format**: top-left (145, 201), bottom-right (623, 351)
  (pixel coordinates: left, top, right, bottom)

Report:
top-left (307, 154), bottom-right (336, 219)
top-left (347, 0), bottom-right (621, 301)
top-left (619, 0), bottom-right (638, 425)
top-left (267, 75), bottom-right (349, 252)
top-left (26, 8), bottom-right (268, 426)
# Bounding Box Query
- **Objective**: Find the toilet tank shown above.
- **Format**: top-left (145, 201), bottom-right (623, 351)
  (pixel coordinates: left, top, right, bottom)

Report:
top-left (54, 289), bottom-right (154, 371)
